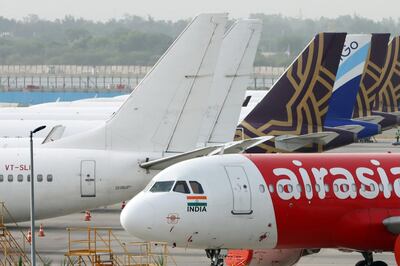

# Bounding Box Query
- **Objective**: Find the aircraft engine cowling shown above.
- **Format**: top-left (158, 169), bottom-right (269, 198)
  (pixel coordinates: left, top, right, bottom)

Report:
top-left (226, 249), bottom-right (303, 266)
top-left (395, 235), bottom-right (400, 266)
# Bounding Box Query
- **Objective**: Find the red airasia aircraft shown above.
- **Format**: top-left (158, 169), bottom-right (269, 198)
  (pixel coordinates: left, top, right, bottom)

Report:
top-left (121, 153), bottom-right (400, 266)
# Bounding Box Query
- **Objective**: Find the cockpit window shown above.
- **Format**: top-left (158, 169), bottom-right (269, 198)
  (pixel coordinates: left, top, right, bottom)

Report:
top-left (189, 181), bottom-right (204, 194)
top-left (150, 181), bottom-right (174, 192)
top-left (173, 181), bottom-right (190, 194)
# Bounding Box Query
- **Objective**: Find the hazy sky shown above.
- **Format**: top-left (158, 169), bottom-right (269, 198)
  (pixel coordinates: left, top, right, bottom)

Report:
top-left (1, 0), bottom-right (399, 21)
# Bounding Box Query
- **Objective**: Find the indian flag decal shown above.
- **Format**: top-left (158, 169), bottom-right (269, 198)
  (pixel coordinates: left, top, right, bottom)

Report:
top-left (187, 196), bottom-right (207, 207)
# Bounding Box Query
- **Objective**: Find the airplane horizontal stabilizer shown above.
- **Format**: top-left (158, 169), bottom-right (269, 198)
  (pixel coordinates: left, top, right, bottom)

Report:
top-left (334, 125), bottom-right (364, 134)
top-left (41, 125), bottom-right (66, 144)
top-left (274, 132), bottom-right (339, 152)
top-left (352, 115), bottom-right (384, 124)
top-left (210, 136), bottom-right (274, 155)
top-left (140, 146), bottom-right (222, 170)
top-left (389, 111), bottom-right (400, 116)
top-left (383, 217), bottom-right (400, 234)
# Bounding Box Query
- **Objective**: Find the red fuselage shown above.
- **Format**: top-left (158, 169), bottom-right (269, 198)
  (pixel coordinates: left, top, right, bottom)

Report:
top-left (245, 153), bottom-right (400, 251)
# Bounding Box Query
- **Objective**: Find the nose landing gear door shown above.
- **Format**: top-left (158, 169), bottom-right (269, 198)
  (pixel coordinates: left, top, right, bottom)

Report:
top-left (224, 166), bottom-right (253, 215)
top-left (80, 160), bottom-right (96, 197)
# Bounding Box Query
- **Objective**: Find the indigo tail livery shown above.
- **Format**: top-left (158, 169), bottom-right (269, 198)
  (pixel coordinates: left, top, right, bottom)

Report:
top-left (236, 32), bottom-right (354, 153)
top-left (352, 33), bottom-right (396, 130)
top-left (324, 34), bottom-right (382, 139)
top-left (373, 36), bottom-right (400, 127)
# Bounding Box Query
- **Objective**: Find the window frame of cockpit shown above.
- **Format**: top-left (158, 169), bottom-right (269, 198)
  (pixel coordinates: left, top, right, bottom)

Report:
top-left (149, 181), bottom-right (175, 193)
top-left (148, 179), bottom-right (205, 195)
top-left (172, 180), bottom-right (191, 194)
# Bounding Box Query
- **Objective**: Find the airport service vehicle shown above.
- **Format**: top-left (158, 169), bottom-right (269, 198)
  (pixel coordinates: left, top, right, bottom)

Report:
top-left (121, 153), bottom-right (400, 266)
top-left (0, 13), bottom-right (235, 222)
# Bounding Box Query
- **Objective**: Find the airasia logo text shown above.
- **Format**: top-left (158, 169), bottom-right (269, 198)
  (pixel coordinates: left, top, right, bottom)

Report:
top-left (272, 159), bottom-right (400, 200)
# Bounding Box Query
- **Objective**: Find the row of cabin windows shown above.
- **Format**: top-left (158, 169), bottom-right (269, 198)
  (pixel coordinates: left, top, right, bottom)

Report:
top-left (0, 174), bottom-right (53, 183)
top-left (149, 180), bottom-right (204, 194)
top-left (267, 182), bottom-right (395, 194)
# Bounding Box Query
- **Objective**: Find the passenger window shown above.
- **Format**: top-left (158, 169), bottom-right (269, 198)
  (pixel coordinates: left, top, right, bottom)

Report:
top-left (278, 184), bottom-right (284, 193)
top-left (189, 181), bottom-right (204, 194)
top-left (296, 184), bottom-right (302, 193)
top-left (333, 184), bottom-right (339, 192)
top-left (268, 184), bottom-right (274, 193)
top-left (324, 184), bottom-right (330, 193)
top-left (259, 184), bottom-right (265, 193)
top-left (17, 174), bottom-right (23, 182)
top-left (370, 183), bottom-right (376, 192)
top-left (378, 183), bottom-right (384, 192)
top-left (287, 184), bottom-right (293, 193)
top-left (37, 174), bottom-right (43, 182)
top-left (173, 181), bottom-right (190, 194)
top-left (27, 174), bottom-right (30, 182)
top-left (150, 181), bottom-right (174, 192)
top-left (341, 184), bottom-right (349, 192)
top-left (306, 184), bottom-right (312, 193)
top-left (0, 175), bottom-right (3, 182)
top-left (7, 175), bottom-right (13, 182)
top-left (315, 184), bottom-right (321, 192)
top-left (47, 174), bottom-right (53, 182)
top-left (351, 184), bottom-right (356, 192)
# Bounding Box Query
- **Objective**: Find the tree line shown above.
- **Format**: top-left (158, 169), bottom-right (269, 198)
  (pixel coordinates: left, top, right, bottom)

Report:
top-left (0, 14), bottom-right (399, 66)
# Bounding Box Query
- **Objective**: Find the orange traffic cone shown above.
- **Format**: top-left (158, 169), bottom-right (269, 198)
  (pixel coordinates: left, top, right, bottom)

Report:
top-left (121, 201), bottom-right (126, 210)
top-left (27, 230), bottom-right (32, 243)
top-left (38, 224), bottom-right (45, 237)
top-left (84, 210), bottom-right (91, 221)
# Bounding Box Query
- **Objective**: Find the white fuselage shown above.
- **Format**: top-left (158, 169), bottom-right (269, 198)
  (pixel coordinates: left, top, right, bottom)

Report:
top-left (121, 155), bottom-right (278, 250)
top-left (0, 147), bottom-right (158, 222)
top-left (0, 90), bottom-right (268, 142)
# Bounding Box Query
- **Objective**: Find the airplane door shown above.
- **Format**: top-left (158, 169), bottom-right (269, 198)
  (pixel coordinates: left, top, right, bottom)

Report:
top-left (80, 160), bottom-right (96, 197)
top-left (225, 166), bottom-right (252, 215)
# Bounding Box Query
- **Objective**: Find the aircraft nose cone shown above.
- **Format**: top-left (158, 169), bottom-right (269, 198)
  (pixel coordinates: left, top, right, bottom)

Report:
top-left (120, 197), bottom-right (155, 238)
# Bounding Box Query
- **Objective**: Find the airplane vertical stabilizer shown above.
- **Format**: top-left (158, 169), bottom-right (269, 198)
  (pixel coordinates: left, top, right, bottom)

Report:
top-left (353, 34), bottom-right (390, 118)
top-left (238, 33), bottom-right (346, 153)
top-left (196, 19), bottom-right (262, 146)
top-left (374, 36), bottom-right (400, 113)
top-left (325, 34), bottom-right (371, 120)
top-left (46, 13), bottom-right (228, 152)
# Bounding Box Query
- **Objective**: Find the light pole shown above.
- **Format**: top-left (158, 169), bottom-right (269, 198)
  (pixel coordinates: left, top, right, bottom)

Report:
top-left (30, 125), bottom-right (46, 266)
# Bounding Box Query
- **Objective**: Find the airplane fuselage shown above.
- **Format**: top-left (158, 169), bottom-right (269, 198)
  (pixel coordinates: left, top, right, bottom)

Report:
top-left (121, 153), bottom-right (400, 253)
top-left (0, 148), bottom-right (156, 222)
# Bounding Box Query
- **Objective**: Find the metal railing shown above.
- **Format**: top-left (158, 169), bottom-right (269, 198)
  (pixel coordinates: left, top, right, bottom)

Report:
top-left (65, 227), bottom-right (177, 266)
top-left (0, 202), bottom-right (46, 265)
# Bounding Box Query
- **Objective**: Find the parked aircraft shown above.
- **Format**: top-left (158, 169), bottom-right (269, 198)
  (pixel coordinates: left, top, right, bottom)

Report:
top-left (0, 19), bottom-right (262, 150)
top-left (121, 153), bottom-right (400, 266)
top-left (373, 36), bottom-right (400, 127)
top-left (352, 34), bottom-right (396, 129)
top-left (0, 13), bottom-right (235, 222)
top-left (236, 32), bottom-right (356, 153)
top-left (324, 34), bottom-right (382, 139)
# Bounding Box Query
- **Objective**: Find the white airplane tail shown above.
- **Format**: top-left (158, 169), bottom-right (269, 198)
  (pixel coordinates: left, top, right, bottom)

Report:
top-left (201, 19), bottom-right (262, 145)
top-left (47, 13), bottom-right (228, 152)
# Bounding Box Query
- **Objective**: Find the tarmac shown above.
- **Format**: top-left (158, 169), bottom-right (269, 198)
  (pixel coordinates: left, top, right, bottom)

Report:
top-left (7, 137), bottom-right (400, 265)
